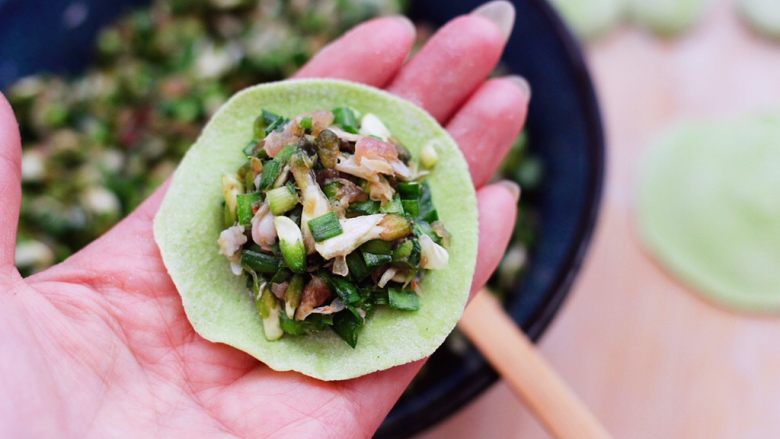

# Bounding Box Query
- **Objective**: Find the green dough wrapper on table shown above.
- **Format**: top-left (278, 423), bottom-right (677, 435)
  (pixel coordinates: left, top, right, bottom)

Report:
top-left (738, 0), bottom-right (780, 40)
top-left (628, 0), bottom-right (709, 36)
top-left (638, 113), bottom-right (780, 312)
top-left (154, 79), bottom-right (478, 380)
top-left (550, 0), bottom-right (625, 40)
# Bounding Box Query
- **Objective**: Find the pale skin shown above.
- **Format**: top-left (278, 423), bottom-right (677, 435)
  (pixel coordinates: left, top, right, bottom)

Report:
top-left (0, 8), bottom-right (529, 439)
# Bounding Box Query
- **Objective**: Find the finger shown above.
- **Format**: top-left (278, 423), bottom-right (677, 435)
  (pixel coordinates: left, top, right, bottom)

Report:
top-left (387, 1), bottom-right (514, 122)
top-left (294, 16), bottom-right (416, 87)
top-left (470, 182), bottom-right (519, 296)
top-left (0, 92), bottom-right (22, 269)
top-left (447, 76), bottom-right (531, 188)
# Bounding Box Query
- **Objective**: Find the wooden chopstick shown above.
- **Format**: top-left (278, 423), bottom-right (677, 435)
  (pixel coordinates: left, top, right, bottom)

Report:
top-left (458, 289), bottom-right (612, 439)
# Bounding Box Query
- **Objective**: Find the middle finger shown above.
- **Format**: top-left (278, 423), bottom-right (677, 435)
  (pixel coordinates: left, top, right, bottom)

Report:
top-left (387, 1), bottom-right (514, 123)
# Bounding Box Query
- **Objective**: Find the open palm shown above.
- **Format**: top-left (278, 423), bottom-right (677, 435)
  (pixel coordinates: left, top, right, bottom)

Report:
top-left (0, 3), bottom-right (529, 437)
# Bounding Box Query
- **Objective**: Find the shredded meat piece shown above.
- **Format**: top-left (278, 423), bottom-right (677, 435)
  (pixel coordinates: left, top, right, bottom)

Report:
top-left (355, 137), bottom-right (398, 165)
top-left (294, 276), bottom-right (333, 320)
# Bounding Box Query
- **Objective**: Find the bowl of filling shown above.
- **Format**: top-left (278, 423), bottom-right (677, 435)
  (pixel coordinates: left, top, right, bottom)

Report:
top-left (0, 0), bottom-right (604, 436)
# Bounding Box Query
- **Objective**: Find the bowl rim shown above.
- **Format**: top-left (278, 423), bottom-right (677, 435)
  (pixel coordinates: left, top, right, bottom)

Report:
top-left (377, 0), bottom-right (606, 436)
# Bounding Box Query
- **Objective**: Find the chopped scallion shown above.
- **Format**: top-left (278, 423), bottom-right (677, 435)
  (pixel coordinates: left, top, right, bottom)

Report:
top-left (240, 249), bottom-right (280, 274)
top-left (257, 287), bottom-right (283, 340)
top-left (261, 110), bottom-right (288, 135)
top-left (322, 181), bottom-right (341, 200)
top-left (243, 139), bottom-right (259, 156)
top-left (266, 185), bottom-right (299, 215)
top-left (324, 274), bottom-right (362, 305)
top-left (236, 192), bottom-right (261, 225)
top-left (332, 107), bottom-right (359, 134)
top-left (274, 216), bottom-right (306, 273)
top-left (380, 194), bottom-right (404, 214)
top-left (284, 274), bottom-right (304, 319)
top-left (258, 145), bottom-right (296, 190)
top-left (361, 239), bottom-right (393, 255)
top-left (417, 183), bottom-right (439, 222)
top-left (308, 212), bottom-right (343, 242)
top-left (333, 311), bottom-right (362, 348)
top-left (346, 251), bottom-right (370, 281)
top-left (401, 199), bottom-right (419, 218)
top-left (393, 239), bottom-right (414, 261)
top-left (348, 200), bottom-right (380, 215)
top-left (397, 182), bottom-right (422, 199)
top-left (362, 251), bottom-right (392, 268)
top-left (299, 116), bottom-right (312, 132)
top-left (388, 288), bottom-right (420, 311)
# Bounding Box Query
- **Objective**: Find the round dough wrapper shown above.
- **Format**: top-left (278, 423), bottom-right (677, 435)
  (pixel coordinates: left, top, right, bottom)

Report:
top-left (628, 0), bottom-right (709, 36)
top-left (638, 114), bottom-right (780, 312)
top-left (154, 79), bottom-right (478, 380)
top-left (738, 0), bottom-right (780, 40)
top-left (551, 0), bottom-right (625, 41)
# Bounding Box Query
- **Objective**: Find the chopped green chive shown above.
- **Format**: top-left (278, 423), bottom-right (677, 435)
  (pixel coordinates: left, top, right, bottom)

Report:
top-left (236, 192), bottom-right (261, 225)
top-left (397, 182), bottom-right (422, 199)
top-left (417, 183), bottom-right (439, 222)
top-left (401, 199), bottom-right (419, 218)
top-left (258, 145), bottom-right (296, 190)
top-left (361, 239), bottom-right (393, 255)
top-left (222, 174), bottom-right (243, 225)
top-left (324, 274), bottom-right (362, 306)
top-left (348, 200), bottom-right (380, 215)
top-left (333, 311), bottom-right (362, 348)
top-left (284, 274), bottom-right (304, 319)
top-left (240, 249), bottom-right (280, 274)
top-left (266, 185), bottom-right (299, 215)
top-left (299, 116), bottom-right (312, 132)
top-left (380, 194), bottom-right (404, 214)
top-left (332, 107), bottom-right (359, 134)
top-left (280, 313), bottom-right (332, 336)
top-left (362, 251), bottom-right (392, 268)
top-left (322, 181), bottom-right (341, 200)
top-left (261, 110), bottom-right (288, 135)
top-left (275, 144), bottom-right (297, 162)
top-left (257, 287), bottom-right (283, 340)
top-left (258, 160), bottom-right (282, 190)
top-left (243, 139), bottom-right (260, 156)
top-left (274, 216), bottom-right (306, 273)
top-left (346, 251), bottom-right (370, 281)
top-left (270, 269), bottom-right (291, 284)
top-left (388, 288), bottom-right (420, 311)
top-left (308, 212), bottom-right (343, 242)
top-left (393, 239), bottom-right (414, 261)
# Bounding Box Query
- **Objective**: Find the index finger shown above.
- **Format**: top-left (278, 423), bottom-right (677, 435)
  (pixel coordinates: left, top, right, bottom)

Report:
top-left (0, 93), bottom-right (22, 271)
top-left (387, 2), bottom-right (515, 122)
top-left (294, 16), bottom-right (416, 87)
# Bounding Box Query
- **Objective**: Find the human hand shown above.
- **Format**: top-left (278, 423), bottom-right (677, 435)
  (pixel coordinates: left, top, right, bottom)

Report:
top-left (0, 2), bottom-right (529, 437)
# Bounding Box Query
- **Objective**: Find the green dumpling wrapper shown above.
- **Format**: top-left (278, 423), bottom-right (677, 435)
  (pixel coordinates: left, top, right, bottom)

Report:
top-left (153, 79), bottom-right (478, 380)
top-left (638, 113), bottom-right (780, 312)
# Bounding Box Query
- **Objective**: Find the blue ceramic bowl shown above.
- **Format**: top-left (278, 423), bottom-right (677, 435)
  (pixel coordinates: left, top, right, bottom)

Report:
top-left (0, 0), bottom-right (604, 436)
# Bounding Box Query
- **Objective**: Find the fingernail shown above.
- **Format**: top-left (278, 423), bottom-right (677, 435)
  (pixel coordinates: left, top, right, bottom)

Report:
top-left (497, 180), bottom-right (521, 203)
top-left (388, 15), bottom-right (415, 33)
top-left (504, 75), bottom-right (532, 102)
top-left (471, 1), bottom-right (516, 40)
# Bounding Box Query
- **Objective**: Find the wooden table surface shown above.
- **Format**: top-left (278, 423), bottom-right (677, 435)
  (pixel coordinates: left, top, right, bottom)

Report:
top-left (420, 1), bottom-right (780, 437)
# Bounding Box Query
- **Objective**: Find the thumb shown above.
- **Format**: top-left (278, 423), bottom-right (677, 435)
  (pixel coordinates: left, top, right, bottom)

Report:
top-left (0, 92), bottom-right (22, 270)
